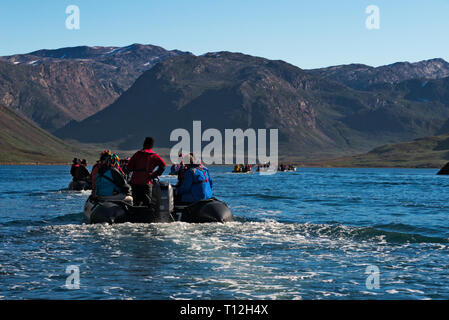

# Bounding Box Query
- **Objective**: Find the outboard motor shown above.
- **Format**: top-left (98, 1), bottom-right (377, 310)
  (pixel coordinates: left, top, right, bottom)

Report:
top-left (114, 181), bottom-right (173, 223)
top-left (159, 181), bottom-right (174, 217)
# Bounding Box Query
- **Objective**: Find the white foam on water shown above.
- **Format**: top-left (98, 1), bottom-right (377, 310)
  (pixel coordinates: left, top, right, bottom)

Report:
top-left (387, 289), bottom-right (400, 294)
top-left (406, 289), bottom-right (425, 294)
top-left (3, 218), bottom-right (448, 299)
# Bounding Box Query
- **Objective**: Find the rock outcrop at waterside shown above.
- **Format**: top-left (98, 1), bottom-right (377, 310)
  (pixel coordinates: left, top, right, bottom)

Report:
top-left (437, 162), bottom-right (449, 175)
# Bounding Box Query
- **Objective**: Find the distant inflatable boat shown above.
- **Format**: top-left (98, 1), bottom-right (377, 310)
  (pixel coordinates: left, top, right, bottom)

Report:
top-left (279, 167), bottom-right (297, 172)
top-left (83, 181), bottom-right (233, 224)
top-left (68, 180), bottom-right (91, 191)
top-left (256, 166), bottom-right (296, 173)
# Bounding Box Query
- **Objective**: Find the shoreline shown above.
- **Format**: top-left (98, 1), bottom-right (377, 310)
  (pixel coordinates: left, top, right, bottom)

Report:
top-left (0, 162), bottom-right (71, 166)
top-left (0, 162), bottom-right (442, 169)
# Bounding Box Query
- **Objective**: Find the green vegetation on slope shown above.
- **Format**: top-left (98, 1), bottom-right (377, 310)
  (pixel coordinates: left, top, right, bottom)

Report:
top-left (315, 134), bottom-right (449, 168)
top-left (0, 105), bottom-right (95, 164)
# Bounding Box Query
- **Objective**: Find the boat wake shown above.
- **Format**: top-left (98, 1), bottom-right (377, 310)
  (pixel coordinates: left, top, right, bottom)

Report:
top-left (11, 216), bottom-right (448, 245)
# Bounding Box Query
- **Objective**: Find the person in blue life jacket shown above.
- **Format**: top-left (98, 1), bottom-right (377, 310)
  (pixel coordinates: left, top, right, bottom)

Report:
top-left (169, 164), bottom-right (179, 175)
top-left (93, 153), bottom-right (132, 202)
top-left (176, 154), bottom-right (213, 203)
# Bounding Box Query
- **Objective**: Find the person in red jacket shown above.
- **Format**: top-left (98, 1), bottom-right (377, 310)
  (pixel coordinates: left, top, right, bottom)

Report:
top-left (127, 137), bottom-right (166, 207)
top-left (70, 158), bottom-right (80, 181)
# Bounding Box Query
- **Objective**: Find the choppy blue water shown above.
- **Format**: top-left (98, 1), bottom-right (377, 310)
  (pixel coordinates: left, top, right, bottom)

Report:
top-left (0, 165), bottom-right (448, 299)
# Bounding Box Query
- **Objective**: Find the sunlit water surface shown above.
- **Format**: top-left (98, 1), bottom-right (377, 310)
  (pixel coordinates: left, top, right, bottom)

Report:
top-left (0, 166), bottom-right (448, 299)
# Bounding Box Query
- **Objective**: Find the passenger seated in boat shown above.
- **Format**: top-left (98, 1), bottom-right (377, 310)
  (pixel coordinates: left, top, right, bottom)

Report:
top-left (119, 157), bottom-right (131, 181)
top-left (70, 158), bottom-right (80, 181)
top-left (92, 153), bottom-right (132, 204)
top-left (175, 152), bottom-right (192, 189)
top-left (76, 159), bottom-right (91, 187)
top-left (176, 155), bottom-right (213, 204)
top-left (170, 164), bottom-right (181, 175)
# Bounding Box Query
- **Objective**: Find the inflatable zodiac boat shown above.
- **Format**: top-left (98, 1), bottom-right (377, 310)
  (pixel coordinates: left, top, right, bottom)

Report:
top-left (83, 182), bottom-right (233, 224)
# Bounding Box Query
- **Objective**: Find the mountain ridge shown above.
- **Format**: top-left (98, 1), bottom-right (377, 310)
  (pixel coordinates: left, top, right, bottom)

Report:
top-left (0, 44), bottom-right (190, 131)
top-left (55, 52), bottom-right (449, 158)
top-left (2, 45), bottom-right (449, 162)
top-left (306, 58), bottom-right (449, 90)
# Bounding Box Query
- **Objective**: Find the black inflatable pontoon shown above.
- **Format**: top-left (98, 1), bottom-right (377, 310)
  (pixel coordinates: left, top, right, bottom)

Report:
top-left (83, 181), bottom-right (233, 224)
top-left (84, 198), bottom-right (173, 224)
top-left (172, 198), bottom-right (233, 223)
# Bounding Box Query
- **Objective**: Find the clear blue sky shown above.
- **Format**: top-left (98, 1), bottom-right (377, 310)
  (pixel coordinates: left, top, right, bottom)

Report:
top-left (0, 0), bottom-right (448, 69)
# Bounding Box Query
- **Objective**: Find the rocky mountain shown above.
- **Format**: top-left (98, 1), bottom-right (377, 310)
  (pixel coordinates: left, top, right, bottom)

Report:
top-left (18, 44), bottom-right (190, 92)
top-left (307, 58), bottom-right (449, 91)
top-left (367, 76), bottom-right (449, 105)
top-left (0, 60), bottom-right (119, 130)
top-left (3, 44), bottom-right (449, 161)
top-left (55, 52), bottom-right (449, 157)
top-left (0, 44), bottom-right (189, 131)
top-left (0, 104), bottom-right (92, 163)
